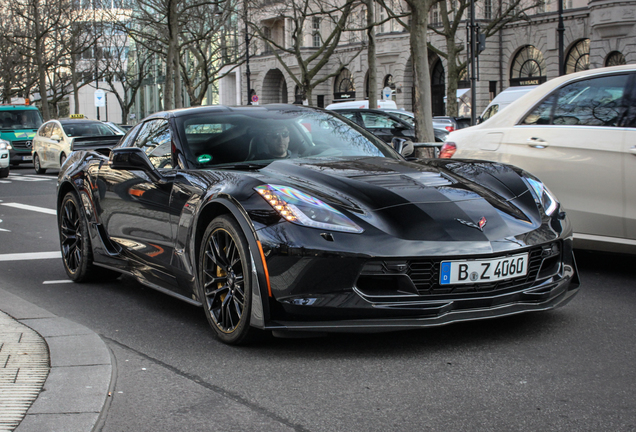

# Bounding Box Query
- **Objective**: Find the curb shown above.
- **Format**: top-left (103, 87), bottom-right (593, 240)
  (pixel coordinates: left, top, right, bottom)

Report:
top-left (0, 287), bottom-right (113, 432)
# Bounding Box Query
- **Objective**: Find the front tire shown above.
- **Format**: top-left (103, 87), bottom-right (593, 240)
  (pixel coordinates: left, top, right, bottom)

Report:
top-left (34, 154), bottom-right (46, 174)
top-left (59, 191), bottom-right (120, 282)
top-left (0, 166), bottom-right (8, 178)
top-left (198, 215), bottom-right (253, 345)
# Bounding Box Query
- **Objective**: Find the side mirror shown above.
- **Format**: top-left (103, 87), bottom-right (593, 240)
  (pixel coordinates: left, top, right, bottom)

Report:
top-left (51, 134), bottom-right (61, 141)
top-left (109, 147), bottom-right (162, 182)
top-left (391, 137), bottom-right (415, 157)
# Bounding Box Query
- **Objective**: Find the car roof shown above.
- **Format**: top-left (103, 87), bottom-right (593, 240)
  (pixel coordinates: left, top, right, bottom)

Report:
top-left (472, 64), bottom-right (636, 128)
top-left (145, 104), bottom-right (319, 120)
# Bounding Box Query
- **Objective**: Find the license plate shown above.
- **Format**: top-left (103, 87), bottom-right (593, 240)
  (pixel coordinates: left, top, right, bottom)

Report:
top-left (440, 253), bottom-right (529, 285)
top-left (22, 155), bottom-right (33, 161)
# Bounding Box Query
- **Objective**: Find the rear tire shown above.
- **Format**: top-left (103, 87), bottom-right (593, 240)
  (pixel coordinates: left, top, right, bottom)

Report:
top-left (34, 154), bottom-right (46, 174)
top-left (59, 191), bottom-right (120, 282)
top-left (198, 215), bottom-right (254, 345)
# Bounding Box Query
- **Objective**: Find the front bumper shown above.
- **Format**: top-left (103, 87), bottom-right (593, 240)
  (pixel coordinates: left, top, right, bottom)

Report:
top-left (9, 148), bottom-right (33, 164)
top-left (0, 150), bottom-right (8, 168)
top-left (255, 219), bottom-right (580, 332)
top-left (266, 264), bottom-right (579, 332)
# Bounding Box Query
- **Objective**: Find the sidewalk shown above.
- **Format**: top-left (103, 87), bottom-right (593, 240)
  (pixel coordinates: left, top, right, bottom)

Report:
top-left (0, 287), bottom-right (113, 432)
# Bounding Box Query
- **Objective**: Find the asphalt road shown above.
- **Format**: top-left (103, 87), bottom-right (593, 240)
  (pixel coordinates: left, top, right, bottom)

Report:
top-left (1, 165), bottom-right (635, 432)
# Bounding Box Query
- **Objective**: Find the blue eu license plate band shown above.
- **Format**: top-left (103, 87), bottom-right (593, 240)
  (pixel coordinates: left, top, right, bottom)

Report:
top-left (440, 253), bottom-right (529, 285)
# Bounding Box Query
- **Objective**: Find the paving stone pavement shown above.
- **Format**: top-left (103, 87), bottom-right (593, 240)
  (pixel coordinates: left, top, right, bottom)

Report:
top-left (0, 287), bottom-right (113, 432)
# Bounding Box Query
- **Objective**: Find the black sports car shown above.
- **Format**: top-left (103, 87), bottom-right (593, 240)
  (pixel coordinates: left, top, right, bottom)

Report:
top-left (56, 105), bottom-right (579, 344)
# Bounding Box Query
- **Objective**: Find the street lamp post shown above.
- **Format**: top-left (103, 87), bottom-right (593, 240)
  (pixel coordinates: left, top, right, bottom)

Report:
top-left (557, 0), bottom-right (565, 75)
top-left (469, 0), bottom-right (477, 125)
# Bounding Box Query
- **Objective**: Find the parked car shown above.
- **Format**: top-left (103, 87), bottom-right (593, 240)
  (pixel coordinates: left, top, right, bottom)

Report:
top-left (433, 116), bottom-right (472, 132)
top-left (0, 105), bottom-right (43, 166)
top-left (0, 139), bottom-right (10, 177)
top-left (442, 64), bottom-right (636, 253)
top-left (329, 108), bottom-right (448, 143)
top-left (479, 85), bottom-right (538, 123)
top-left (32, 118), bottom-right (123, 174)
top-left (56, 104), bottom-right (579, 344)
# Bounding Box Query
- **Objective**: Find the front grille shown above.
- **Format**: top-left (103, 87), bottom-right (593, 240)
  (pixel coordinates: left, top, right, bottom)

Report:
top-left (12, 140), bottom-right (32, 150)
top-left (408, 246), bottom-right (545, 296)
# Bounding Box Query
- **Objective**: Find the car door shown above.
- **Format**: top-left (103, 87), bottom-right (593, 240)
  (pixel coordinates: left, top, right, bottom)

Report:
top-left (98, 119), bottom-right (178, 284)
top-left (33, 122), bottom-right (53, 166)
top-left (500, 73), bottom-right (631, 239)
top-left (48, 122), bottom-right (65, 168)
top-left (623, 75), bottom-right (636, 240)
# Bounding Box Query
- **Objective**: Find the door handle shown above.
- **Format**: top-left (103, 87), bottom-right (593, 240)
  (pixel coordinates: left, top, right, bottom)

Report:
top-left (527, 137), bottom-right (548, 149)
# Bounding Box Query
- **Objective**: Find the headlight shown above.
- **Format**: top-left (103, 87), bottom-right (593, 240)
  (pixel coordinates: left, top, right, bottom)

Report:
top-left (524, 176), bottom-right (559, 216)
top-left (0, 139), bottom-right (11, 150)
top-left (255, 184), bottom-right (364, 233)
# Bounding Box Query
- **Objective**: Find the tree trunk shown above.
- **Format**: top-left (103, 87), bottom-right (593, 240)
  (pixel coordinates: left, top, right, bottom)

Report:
top-left (32, 0), bottom-right (50, 120)
top-left (409, 1), bottom-right (435, 144)
top-left (365, 0), bottom-right (377, 109)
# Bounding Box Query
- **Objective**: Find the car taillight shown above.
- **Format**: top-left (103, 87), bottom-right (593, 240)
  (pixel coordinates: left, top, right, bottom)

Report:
top-left (445, 126), bottom-right (454, 132)
top-left (439, 142), bottom-right (456, 158)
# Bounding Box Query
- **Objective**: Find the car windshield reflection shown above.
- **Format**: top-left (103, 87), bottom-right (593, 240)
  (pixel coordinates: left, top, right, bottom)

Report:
top-left (175, 109), bottom-right (397, 169)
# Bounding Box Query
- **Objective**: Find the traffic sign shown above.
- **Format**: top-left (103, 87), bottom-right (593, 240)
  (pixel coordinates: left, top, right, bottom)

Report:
top-left (251, 94), bottom-right (259, 103)
top-left (95, 89), bottom-right (106, 107)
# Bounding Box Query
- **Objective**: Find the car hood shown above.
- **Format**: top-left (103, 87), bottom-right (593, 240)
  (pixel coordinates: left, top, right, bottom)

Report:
top-left (250, 157), bottom-right (543, 241)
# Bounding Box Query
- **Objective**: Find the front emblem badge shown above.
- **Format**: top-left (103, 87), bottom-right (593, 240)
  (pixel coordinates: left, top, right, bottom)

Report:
top-left (456, 217), bottom-right (487, 231)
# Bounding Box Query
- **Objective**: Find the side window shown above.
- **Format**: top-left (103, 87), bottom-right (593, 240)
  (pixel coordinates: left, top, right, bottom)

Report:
top-left (38, 123), bottom-right (52, 138)
top-left (132, 120), bottom-right (172, 169)
top-left (119, 123), bottom-right (143, 148)
top-left (360, 112), bottom-right (401, 129)
top-left (552, 74), bottom-right (629, 126)
top-left (51, 124), bottom-right (63, 138)
top-left (521, 94), bottom-right (557, 125)
top-left (621, 75), bottom-right (636, 128)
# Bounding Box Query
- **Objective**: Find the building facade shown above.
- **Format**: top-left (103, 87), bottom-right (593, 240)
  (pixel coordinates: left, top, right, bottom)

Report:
top-left (219, 0), bottom-right (635, 117)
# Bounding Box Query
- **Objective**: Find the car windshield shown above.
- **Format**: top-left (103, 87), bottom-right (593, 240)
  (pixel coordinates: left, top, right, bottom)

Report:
top-left (0, 110), bottom-right (43, 130)
top-left (62, 122), bottom-right (119, 137)
top-left (174, 108), bottom-right (398, 169)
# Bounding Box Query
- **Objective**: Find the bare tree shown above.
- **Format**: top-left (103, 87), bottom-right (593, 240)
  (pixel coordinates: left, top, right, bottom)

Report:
top-left (250, 0), bottom-right (363, 106)
top-left (427, 0), bottom-right (541, 116)
top-left (8, 0), bottom-right (71, 120)
top-left (179, 0), bottom-right (242, 106)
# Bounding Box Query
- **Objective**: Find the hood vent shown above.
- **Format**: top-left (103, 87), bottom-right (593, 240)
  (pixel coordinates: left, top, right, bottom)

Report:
top-left (354, 172), bottom-right (453, 189)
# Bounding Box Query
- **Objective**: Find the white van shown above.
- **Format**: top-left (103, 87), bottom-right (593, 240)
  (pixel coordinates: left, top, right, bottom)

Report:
top-left (326, 100), bottom-right (398, 110)
top-left (479, 86), bottom-right (538, 122)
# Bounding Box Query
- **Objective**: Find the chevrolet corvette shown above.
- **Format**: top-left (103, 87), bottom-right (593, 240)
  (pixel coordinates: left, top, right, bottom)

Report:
top-left (57, 105), bottom-right (579, 344)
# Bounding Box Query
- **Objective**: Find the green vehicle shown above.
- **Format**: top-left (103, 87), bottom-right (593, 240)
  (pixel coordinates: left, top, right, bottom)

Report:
top-left (0, 105), bottom-right (44, 166)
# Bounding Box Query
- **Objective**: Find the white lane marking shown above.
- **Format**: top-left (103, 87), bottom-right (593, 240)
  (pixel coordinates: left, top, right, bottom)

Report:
top-left (0, 251), bottom-right (62, 261)
top-left (43, 280), bottom-right (73, 284)
top-left (1, 203), bottom-right (56, 215)
top-left (0, 180), bottom-right (10, 184)
top-left (5, 176), bottom-right (53, 182)
top-left (0, 218), bottom-right (8, 232)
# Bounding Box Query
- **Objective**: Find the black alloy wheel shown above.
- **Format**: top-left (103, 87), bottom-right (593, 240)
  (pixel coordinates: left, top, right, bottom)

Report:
top-left (59, 192), bottom-right (90, 280)
top-left (59, 191), bottom-right (120, 282)
top-left (34, 154), bottom-right (46, 174)
top-left (199, 215), bottom-right (253, 344)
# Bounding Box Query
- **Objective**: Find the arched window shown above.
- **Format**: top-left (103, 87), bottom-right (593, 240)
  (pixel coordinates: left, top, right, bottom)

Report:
top-left (510, 45), bottom-right (547, 86)
top-left (565, 39), bottom-right (590, 74)
top-left (430, 62), bottom-right (445, 116)
top-left (333, 69), bottom-right (356, 101)
top-left (605, 51), bottom-right (626, 67)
